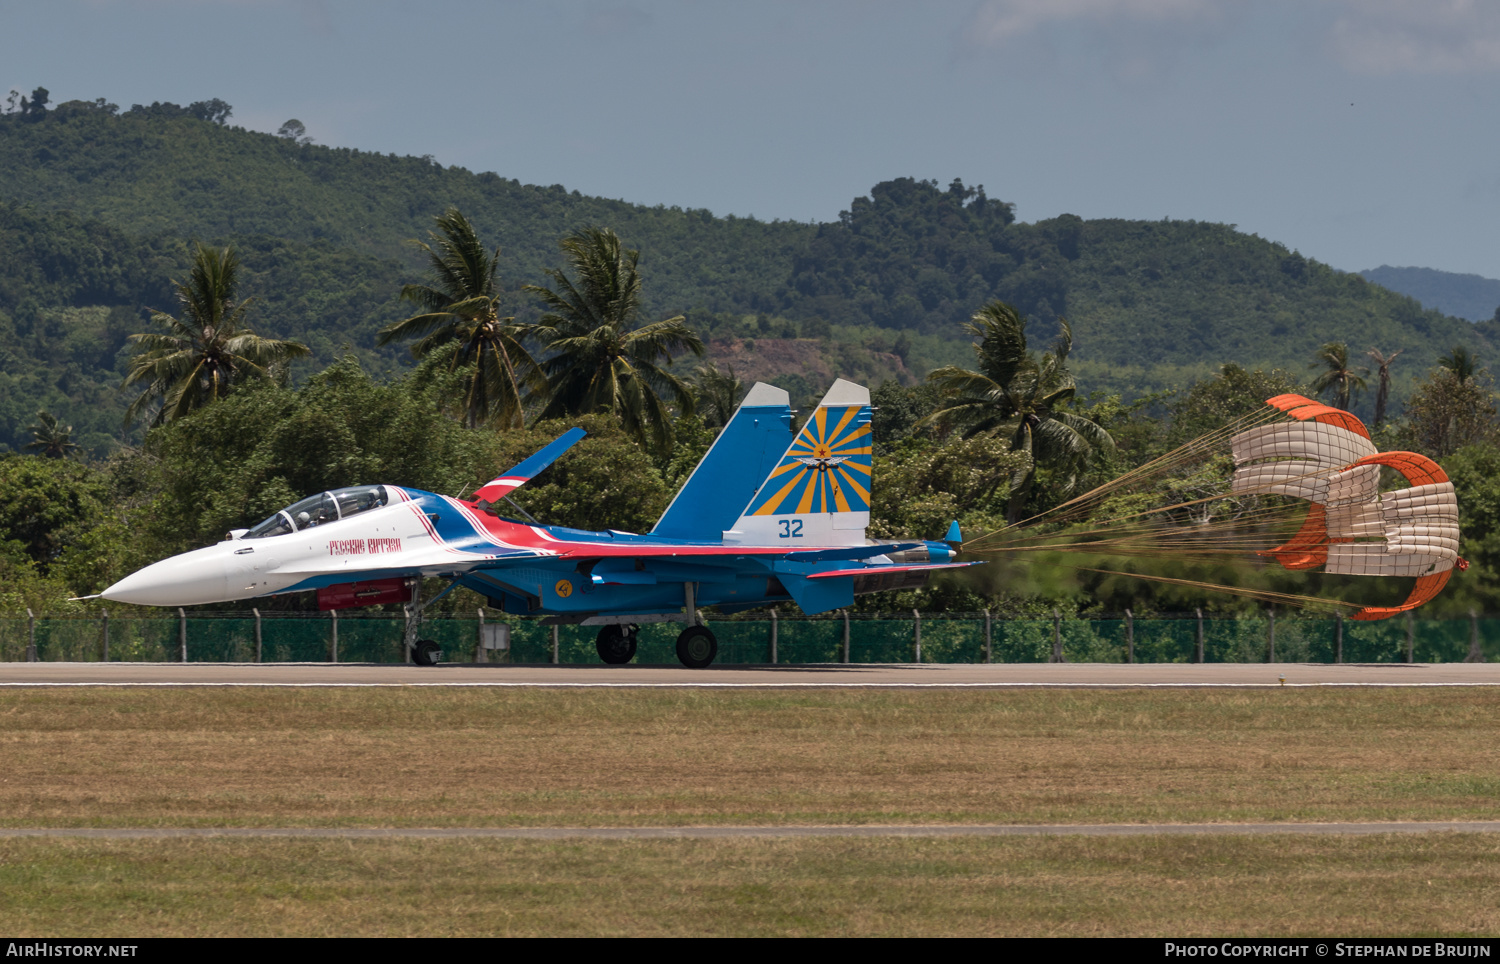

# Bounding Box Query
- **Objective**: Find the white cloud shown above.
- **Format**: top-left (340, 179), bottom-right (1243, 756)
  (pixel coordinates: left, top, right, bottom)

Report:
top-left (1328, 0), bottom-right (1500, 74)
top-left (962, 0), bottom-right (1216, 48)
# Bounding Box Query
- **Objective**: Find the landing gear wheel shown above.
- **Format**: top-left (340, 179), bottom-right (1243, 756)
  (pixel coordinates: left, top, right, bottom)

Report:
top-left (676, 625), bottom-right (717, 669)
top-left (412, 639), bottom-right (442, 666)
top-left (596, 624), bottom-right (637, 665)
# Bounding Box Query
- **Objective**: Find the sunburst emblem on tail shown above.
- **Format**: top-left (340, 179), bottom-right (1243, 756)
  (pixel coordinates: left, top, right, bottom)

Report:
top-left (746, 404), bottom-right (872, 516)
top-left (793, 454), bottom-right (852, 471)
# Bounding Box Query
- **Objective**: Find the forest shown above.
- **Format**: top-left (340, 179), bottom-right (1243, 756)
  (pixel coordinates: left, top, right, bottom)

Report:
top-left (2, 89), bottom-right (1497, 622)
top-left (0, 90), bottom-right (1487, 455)
top-left (4, 270), bottom-right (1497, 622)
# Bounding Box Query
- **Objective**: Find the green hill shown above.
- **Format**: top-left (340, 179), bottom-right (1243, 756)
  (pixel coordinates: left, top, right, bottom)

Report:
top-left (0, 95), bottom-right (1487, 452)
top-left (1361, 265), bottom-right (1500, 323)
top-left (0, 98), bottom-right (808, 316)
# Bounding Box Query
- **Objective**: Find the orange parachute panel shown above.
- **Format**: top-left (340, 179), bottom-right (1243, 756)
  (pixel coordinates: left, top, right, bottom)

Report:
top-left (1265, 503), bottom-right (1329, 570)
top-left (1264, 395), bottom-right (1371, 439)
top-left (1348, 451), bottom-right (1450, 487)
top-left (1266, 394), bottom-right (1318, 412)
top-left (1344, 451), bottom-right (1457, 620)
top-left (1350, 569), bottom-right (1453, 621)
top-left (1285, 404), bottom-right (1370, 440)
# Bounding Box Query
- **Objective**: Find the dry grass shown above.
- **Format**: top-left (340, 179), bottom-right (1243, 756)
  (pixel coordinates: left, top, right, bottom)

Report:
top-left (1, 688), bottom-right (1499, 827)
top-left (2, 834), bottom-right (1499, 937)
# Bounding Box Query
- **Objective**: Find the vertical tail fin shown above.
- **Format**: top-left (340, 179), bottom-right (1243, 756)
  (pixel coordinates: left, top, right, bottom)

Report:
top-left (723, 379), bottom-right (872, 546)
top-left (650, 383), bottom-right (793, 540)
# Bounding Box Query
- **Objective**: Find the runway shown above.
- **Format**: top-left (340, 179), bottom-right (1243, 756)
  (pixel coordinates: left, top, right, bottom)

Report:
top-left (2, 822), bottom-right (1499, 839)
top-left (1, 661), bottom-right (1498, 686)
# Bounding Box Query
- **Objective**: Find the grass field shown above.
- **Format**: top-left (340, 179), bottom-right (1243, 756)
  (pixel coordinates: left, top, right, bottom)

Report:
top-left (1, 688), bottom-right (1499, 827)
top-left (5, 687), bottom-right (1499, 936)
top-left (2, 835), bottom-right (1499, 937)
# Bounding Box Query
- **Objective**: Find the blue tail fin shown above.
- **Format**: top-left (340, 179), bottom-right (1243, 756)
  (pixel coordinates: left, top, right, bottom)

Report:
top-left (650, 383), bottom-right (793, 540)
top-left (724, 379), bottom-right (873, 546)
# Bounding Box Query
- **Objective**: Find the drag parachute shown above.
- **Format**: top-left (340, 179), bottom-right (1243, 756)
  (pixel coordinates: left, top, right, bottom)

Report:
top-left (963, 393), bottom-right (1464, 620)
top-left (1228, 394), bottom-right (1461, 619)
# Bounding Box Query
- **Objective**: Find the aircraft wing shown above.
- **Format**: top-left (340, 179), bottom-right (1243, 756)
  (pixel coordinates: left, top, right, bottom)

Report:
top-left (784, 543), bottom-right (922, 562)
top-left (806, 562), bottom-right (979, 579)
top-left (471, 428), bottom-right (586, 504)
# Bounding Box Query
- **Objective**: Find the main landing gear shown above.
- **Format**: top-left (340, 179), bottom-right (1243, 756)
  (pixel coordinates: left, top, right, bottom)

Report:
top-left (592, 622), bottom-right (720, 668)
top-left (596, 624), bottom-right (637, 664)
top-left (674, 580), bottom-right (717, 669)
top-left (675, 625), bottom-right (717, 669)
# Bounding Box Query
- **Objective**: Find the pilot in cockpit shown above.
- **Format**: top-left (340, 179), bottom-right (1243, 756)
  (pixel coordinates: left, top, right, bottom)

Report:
top-left (297, 496), bottom-right (340, 528)
top-left (245, 485), bottom-right (388, 539)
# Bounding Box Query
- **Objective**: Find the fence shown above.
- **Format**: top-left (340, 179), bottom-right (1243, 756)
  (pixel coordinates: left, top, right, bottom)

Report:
top-left (0, 609), bottom-right (1495, 664)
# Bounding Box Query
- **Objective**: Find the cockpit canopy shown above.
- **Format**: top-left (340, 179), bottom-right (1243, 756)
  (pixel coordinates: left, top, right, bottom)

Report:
top-left (244, 485), bottom-right (389, 539)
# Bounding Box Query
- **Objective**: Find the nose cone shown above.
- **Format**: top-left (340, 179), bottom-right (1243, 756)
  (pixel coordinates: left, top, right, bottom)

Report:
top-left (102, 545), bottom-right (232, 607)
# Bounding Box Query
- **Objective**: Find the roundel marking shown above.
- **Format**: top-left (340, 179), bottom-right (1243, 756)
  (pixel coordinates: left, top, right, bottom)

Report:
top-left (555, 579), bottom-right (573, 599)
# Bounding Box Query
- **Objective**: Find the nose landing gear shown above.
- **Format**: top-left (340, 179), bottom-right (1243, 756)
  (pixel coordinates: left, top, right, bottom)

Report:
top-left (412, 639), bottom-right (442, 666)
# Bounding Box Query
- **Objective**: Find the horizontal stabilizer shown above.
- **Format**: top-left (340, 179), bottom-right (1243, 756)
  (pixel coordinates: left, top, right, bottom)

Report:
top-left (472, 427), bottom-right (586, 504)
top-left (806, 561), bottom-right (980, 580)
top-left (785, 543), bottom-right (922, 563)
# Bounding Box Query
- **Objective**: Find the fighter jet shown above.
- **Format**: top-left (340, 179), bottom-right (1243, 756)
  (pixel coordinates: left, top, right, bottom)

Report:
top-left (101, 379), bottom-right (975, 667)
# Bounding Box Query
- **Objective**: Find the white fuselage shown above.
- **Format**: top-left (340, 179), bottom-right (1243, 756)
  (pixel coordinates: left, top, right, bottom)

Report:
top-left (103, 497), bottom-right (457, 607)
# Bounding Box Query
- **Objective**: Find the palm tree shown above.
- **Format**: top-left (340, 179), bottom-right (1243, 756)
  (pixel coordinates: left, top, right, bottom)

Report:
top-left (1437, 346), bottom-right (1479, 383)
top-left (123, 243), bottom-right (310, 426)
top-left (921, 301), bottom-right (1113, 525)
top-left (377, 208), bottom-right (543, 430)
top-left (1365, 347), bottom-right (1404, 427)
top-left (1309, 342), bottom-right (1368, 412)
top-left (24, 411), bottom-right (78, 458)
top-left (692, 363), bottom-right (745, 429)
top-left (523, 227), bottom-right (704, 453)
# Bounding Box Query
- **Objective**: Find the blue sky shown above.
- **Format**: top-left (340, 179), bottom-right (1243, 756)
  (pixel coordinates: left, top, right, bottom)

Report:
top-left (3, 0), bottom-right (1497, 277)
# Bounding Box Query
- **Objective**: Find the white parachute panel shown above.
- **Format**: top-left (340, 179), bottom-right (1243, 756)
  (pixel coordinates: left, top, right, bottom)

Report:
top-left (1380, 483), bottom-right (1459, 562)
top-left (1231, 421), bottom-right (1376, 468)
top-left (1325, 464), bottom-right (1381, 506)
top-left (1230, 421), bottom-right (1378, 508)
top-left (1325, 544), bottom-right (1452, 577)
top-left (1230, 460), bottom-right (1331, 502)
top-left (1326, 501), bottom-right (1384, 541)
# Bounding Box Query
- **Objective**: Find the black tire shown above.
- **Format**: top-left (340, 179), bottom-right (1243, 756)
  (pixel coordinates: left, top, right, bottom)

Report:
top-left (596, 624), bottom-right (637, 665)
top-left (676, 625), bottom-right (717, 669)
top-left (413, 639), bottom-right (442, 666)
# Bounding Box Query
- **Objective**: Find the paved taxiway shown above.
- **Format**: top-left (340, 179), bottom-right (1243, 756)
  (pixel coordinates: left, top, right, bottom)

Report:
top-left (1, 661), bottom-right (1498, 686)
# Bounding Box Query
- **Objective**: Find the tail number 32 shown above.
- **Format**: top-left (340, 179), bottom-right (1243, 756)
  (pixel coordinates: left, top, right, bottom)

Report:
top-left (778, 519), bottom-right (803, 538)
